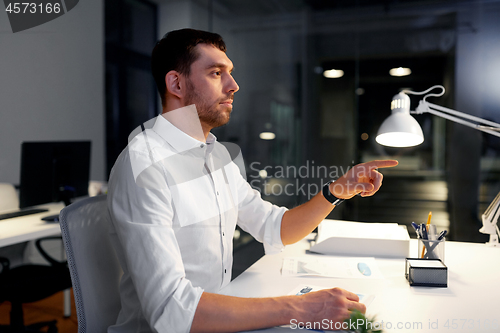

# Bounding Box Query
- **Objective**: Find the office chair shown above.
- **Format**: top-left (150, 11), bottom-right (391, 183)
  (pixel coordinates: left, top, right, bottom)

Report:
top-left (0, 237), bottom-right (72, 333)
top-left (59, 195), bottom-right (122, 333)
top-left (0, 182), bottom-right (72, 332)
top-left (0, 183), bottom-right (19, 212)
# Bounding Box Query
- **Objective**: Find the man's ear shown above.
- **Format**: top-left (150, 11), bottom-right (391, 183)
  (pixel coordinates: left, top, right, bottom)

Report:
top-left (165, 70), bottom-right (183, 99)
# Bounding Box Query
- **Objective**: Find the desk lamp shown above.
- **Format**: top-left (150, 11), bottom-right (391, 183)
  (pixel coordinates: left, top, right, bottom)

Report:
top-left (376, 85), bottom-right (500, 246)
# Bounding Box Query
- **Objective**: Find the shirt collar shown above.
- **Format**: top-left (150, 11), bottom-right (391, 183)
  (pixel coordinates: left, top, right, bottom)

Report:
top-left (206, 132), bottom-right (217, 155)
top-left (152, 115), bottom-right (217, 154)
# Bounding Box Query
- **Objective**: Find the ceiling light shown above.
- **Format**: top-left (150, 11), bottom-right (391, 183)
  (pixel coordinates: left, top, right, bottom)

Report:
top-left (323, 69), bottom-right (344, 78)
top-left (389, 67), bottom-right (412, 77)
top-left (259, 132), bottom-right (276, 140)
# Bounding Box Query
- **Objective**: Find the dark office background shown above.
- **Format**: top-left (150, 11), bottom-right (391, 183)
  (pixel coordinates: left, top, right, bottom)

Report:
top-left (102, 0), bottom-right (500, 245)
top-left (2, 1), bottom-right (500, 262)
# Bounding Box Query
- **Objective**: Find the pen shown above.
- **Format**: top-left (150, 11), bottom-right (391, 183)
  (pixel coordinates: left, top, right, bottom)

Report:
top-left (437, 230), bottom-right (447, 241)
top-left (420, 223), bottom-right (428, 240)
top-left (421, 212), bottom-right (432, 258)
top-left (411, 222), bottom-right (419, 235)
top-left (426, 212), bottom-right (432, 231)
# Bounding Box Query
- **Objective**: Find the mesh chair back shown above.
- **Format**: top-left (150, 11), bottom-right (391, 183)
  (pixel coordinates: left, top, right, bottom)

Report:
top-left (60, 195), bottom-right (122, 333)
top-left (0, 183), bottom-right (19, 211)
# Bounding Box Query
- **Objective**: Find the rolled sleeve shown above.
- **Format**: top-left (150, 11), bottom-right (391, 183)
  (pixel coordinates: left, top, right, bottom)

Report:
top-left (155, 278), bottom-right (203, 332)
top-left (235, 174), bottom-right (288, 255)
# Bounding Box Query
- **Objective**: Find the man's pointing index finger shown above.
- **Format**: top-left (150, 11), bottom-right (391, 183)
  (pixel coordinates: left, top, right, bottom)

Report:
top-left (364, 160), bottom-right (399, 169)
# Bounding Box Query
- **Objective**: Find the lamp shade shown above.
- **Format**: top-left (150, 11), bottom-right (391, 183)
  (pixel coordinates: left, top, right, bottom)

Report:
top-left (376, 92), bottom-right (424, 147)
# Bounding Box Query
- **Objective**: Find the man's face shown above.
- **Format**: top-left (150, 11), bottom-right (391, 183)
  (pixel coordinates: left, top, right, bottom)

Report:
top-left (183, 43), bottom-right (239, 130)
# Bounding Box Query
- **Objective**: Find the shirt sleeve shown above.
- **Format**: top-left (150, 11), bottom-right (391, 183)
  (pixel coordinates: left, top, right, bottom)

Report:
top-left (228, 162), bottom-right (288, 254)
top-left (108, 149), bottom-right (203, 333)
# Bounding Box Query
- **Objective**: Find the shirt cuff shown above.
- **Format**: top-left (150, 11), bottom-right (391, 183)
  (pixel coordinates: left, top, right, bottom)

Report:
top-left (154, 278), bottom-right (204, 333)
top-left (263, 206), bottom-right (288, 255)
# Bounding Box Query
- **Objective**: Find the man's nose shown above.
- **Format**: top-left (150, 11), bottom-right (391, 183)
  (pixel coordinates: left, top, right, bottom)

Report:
top-left (225, 75), bottom-right (239, 94)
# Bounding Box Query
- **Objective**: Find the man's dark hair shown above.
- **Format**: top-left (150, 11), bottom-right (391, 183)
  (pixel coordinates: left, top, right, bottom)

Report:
top-left (151, 28), bottom-right (226, 106)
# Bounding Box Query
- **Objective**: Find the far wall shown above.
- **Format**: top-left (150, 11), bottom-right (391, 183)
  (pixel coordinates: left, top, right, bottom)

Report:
top-left (0, 1), bottom-right (105, 186)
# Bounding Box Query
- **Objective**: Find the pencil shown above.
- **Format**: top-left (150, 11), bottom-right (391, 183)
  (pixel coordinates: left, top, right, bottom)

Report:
top-left (421, 212), bottom-right (432, 258)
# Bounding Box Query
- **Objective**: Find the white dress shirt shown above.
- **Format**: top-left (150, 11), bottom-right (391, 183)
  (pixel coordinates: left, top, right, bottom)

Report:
top-left (107, 115), bottom-right (287, 333)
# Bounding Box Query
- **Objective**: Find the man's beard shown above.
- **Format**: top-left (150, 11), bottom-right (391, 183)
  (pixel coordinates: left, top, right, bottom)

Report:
top-left (185, 78), bottom-right (233, 129)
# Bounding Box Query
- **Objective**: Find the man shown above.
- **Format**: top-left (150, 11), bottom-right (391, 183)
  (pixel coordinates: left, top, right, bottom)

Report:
top-left (107, 28), bottom-right (398, 332)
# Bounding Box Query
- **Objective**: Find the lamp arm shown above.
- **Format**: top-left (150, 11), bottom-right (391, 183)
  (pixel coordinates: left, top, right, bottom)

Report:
top-left (414, 101), bottom-right (500, 138)
top-left (484, 191), bottom-right (500, 217)
top-left (489, 196), bottom-right (500, 228)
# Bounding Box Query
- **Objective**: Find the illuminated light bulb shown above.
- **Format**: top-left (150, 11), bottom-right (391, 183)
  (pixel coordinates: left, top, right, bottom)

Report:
top-left (259, 132), bottom-right (276, 140)
top-left (323, 69), bottom-right (344, 78)
top-left (389, 67), bottom-right (412, 77)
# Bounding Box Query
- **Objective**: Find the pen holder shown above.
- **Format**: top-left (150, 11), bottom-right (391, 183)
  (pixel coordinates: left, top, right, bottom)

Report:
top-left (418, 238), bottom-right (445, 262)
top-left (405, 258), bottom-right (447, 287)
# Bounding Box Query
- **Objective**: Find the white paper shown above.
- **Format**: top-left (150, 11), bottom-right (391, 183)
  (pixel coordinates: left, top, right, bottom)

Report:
top-left (310, 220), bottom-right (410, 258)
top-left (316, 220), bottom-right (410, 243)
top-left (282, 256), bottom-right (384, 279)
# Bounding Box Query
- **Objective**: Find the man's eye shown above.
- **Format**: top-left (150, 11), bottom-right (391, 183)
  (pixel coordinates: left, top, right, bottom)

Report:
top-left (213, 71), bottom-right (221, 76)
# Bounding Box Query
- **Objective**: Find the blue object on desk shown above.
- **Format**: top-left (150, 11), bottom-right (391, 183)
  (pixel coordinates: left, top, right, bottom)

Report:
top-left (357, 262), bottom-right (372, 276)
top-left (296, 287), bottom-right (312, 296)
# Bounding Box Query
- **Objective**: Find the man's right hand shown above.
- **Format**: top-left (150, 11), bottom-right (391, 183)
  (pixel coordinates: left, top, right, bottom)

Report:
top-left (191, 287), bottom-right (366, 332)
top-left (288, 287), bottom-right (366, 330)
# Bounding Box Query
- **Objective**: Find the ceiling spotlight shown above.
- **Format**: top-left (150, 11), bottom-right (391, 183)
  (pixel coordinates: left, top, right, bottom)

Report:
top-left (259, 132), bottom-right (276, 140)
top-left (389, 67), bottom-right (412, 77)
top-left (356, 88), bottom-right (365, 95)
top-left (323, 69), bottom-right (344, 78)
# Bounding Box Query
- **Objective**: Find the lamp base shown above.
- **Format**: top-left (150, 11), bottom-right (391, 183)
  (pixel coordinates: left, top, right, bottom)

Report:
top-left (485, 234), bottom-right (499, 247)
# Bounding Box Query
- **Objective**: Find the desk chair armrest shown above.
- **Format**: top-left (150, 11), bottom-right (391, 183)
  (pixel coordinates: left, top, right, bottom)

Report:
top-left (35, 237), bottom-right (67, 267)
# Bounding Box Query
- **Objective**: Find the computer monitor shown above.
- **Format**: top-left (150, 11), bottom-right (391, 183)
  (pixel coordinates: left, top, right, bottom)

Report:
top-left (19, 141), bottom-right (91, 209)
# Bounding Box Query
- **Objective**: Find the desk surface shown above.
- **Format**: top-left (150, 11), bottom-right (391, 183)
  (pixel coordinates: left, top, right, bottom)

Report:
top-left (0, 202), bottom-right (64, 247)
top-left (221, 234), bottom-right (500, 332)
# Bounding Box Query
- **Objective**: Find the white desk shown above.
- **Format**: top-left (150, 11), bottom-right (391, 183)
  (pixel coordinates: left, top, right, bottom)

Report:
top-left (0, 202), bottom-right (70, 316)
top-left (221, 234), bottom-right (500, 332)
top-left (0, 202), bottom-right (65, 247)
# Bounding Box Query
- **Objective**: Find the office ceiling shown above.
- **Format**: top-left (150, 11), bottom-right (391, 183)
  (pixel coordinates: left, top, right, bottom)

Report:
top-left (194, 0), bottom-right (462, 16)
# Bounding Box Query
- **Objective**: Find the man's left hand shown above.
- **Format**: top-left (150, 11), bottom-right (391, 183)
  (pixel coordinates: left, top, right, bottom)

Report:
top-left (330, 160), bottom-right (398, 199)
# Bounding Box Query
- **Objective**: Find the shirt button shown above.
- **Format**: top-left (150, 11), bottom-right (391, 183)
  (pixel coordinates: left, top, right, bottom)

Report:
top-left (200, 144), bottom-right (205, 148)
top-left (223, 232), bottom-right (225, 236)
top-left (224, 269), bottom-right (227, 273)
top-left (216, 191), bottom-right (219, 195)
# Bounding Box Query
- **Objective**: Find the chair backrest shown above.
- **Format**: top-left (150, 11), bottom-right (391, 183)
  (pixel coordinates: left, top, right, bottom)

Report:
top-left (0, 183), bottom-right (19, 212)
top-left (60, 195), bottom-right (122, 333)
